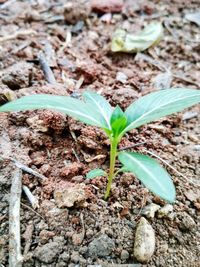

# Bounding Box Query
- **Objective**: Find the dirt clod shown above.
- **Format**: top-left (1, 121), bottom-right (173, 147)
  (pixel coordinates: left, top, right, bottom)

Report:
top-left (88, 234), bottom-right (115, 257)
top-left (54, 183), bottom-right (88, 208)
top-left (35, 241), bottom-right (62, 263)
top-left (1, 62), bottom-right (32, 90)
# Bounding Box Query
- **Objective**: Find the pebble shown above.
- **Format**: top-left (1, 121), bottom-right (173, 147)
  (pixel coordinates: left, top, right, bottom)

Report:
top-left (141, 203), bottom-right (160, 219)
top-left (88, 234), bottom-right (115, 257)
top-left (184, 189), bottom-right (200, 202)
top-left (120, 249), bottom-right (129, 260)
top-left (157, 204), bottom-right (173, 218)
top-left (71, 251), bottom-right (80, 263)
top-left (72, 232), bottom-right (84, 245)
top-left (116, 71), bottom-right (128, 84)
top-left (134, 217), bottom-right (155, 263)
top-left (178, 212), bottom-right (196, 231)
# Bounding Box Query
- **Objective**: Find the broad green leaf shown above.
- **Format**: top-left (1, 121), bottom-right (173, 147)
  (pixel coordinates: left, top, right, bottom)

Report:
top-left (110, 106), bottom-right (127, 137)
top-left (86, 168), bottom-right (107, 179)
top-left (83, 91), bottom-right (113, 130)
top-left (118, 152), bottom-right (175, 203)
top-left (124, 88), bottom-right (200, 133)
top-left (0, 94), bottom-right (109, 129)
top-left (111, 22), bottom-right (163, 53)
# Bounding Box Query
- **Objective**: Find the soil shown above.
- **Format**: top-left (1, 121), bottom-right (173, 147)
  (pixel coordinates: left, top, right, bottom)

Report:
top-left (0, 0), bottom-right (200, 267)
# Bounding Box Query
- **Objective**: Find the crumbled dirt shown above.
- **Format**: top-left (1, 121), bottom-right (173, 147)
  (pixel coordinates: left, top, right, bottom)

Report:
top-left (0, 0), bottom-right (200, 267)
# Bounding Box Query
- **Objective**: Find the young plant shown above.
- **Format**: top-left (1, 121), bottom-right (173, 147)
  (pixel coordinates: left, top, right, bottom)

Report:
top-left (0, 89), bottom-right (200, 202)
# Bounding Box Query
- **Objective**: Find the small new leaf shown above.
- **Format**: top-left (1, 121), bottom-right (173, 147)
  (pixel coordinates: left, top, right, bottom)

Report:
top-left (86, 169), bottom-right (107, 179)
top-left (110, 106), bottom-right (127, 137)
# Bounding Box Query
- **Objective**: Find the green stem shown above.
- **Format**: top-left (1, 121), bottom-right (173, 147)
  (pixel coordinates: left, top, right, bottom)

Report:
top-left (104, 137), bottom-right (118, 200)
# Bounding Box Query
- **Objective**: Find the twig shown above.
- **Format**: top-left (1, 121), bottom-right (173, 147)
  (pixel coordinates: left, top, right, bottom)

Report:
top-left (9, 168), bottom-right (23, 267)
top-left (23, 222), bottom-right (34, 256)
top-left (9, 157), bottom-right (47, 182)
top-left (38, 51), bottom-right (57, 84)
top-left (80, 213), bottom-right (85, 237)
top-left (21, 203), bottom-right (45, 220)
top-left (118, 142), bottom-right (147, 151)
top-left (144, 149), bottom-right (200, 187)
top-left (173, 74), bottom-right (199, 87)
top-left (72, 148), bottom-right (81, 162)
top-left (0, 30), bottom-right (36, 43)
top-left (22, 186), bottom-right (39, 209)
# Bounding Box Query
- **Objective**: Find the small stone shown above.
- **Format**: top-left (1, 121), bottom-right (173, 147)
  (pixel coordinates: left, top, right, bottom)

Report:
top-left (157, 204), bottom-right (173, 218)
top-left (35, 242), bottom-right (62, 263)
top-left (184, 189), bottom-right (200, 202)
top-left (142, 203), bottom-right (160, 219)
top-left (70, 251), bottom-right (80, 263)
top-left (116, 71), bottom-right (128, 84)
top-left (72, 232), bottom-right (84, 245)
top-left (178, 212), bottom-right (196, 231)
top-left (54, 183), bottom-right (88, 208)
top-left (120, 249), bottom-right (129, 260)
top-left (59, 251), bottom-right (70, 262)
top-left (134, 217), bottom-right (155, 263)
top-left (39, 230), bottom-right (55, 244)
top-left (88, 234), bottom-right (115, 257)
top-left (153, 71), bottom-right (172, 90)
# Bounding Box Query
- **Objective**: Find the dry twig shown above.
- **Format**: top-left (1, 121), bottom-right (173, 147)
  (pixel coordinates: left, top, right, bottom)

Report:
top-left (9, 168), bottom-right (23, 267)
top-left (38, 51), bottom-right (57, 84)
top-left (0, 30), bottom-right (36, 43)
top-left (9, 157), bottom-right (47, 182)
top-left (22, 185), bottom-right (39, 209)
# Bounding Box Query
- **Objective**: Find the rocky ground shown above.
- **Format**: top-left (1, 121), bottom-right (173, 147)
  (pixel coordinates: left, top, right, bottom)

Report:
top-left (0, 0), bottom-right (200, 266)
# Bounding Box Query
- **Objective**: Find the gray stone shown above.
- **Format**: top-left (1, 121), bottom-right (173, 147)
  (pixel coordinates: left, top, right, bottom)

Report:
top-left (157, 204), bottom-right (173, 218)
top-left (178, 212), bottom-right (196, 231)
top-left (88, 234), bottom-right (115, 257)
top-left (120, 249), bottom-right (129, 260)
top-left (35, 242), bottom-right (62, 263)
top-left (142, 203), bottom-right (160, 218)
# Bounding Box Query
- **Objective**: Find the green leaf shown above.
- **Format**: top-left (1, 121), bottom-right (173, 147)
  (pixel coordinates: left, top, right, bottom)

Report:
top-left (86, 169), bottom-right (107, 179)
top-left (124, 88), bottom-right (200, 133)
top-left (118, 152), bottom-right (176, 203)
top-left (110, 106), bottom-right (127, 137)
top-left (83, 91), bottom-right (113, 130)
top-left (0, 94), bottom-right (108, 129)
top-left (111, 22), bottom-right (163, 53)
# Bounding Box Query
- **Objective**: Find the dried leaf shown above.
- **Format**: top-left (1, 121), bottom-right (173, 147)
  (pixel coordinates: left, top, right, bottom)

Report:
top-left (111, 22), bottom-right (163, 53)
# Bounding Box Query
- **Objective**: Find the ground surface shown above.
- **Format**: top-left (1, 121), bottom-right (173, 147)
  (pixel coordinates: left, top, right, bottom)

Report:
top-left (0, 0), bottom-right (200, 266)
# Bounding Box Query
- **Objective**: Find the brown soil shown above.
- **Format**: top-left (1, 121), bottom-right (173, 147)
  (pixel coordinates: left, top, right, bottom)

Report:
top-left (0, 0), bottom-right (199, 267)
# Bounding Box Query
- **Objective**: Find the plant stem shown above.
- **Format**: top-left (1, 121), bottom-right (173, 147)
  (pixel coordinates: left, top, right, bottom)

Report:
top-left (104, 138), bottom-right (118, 200)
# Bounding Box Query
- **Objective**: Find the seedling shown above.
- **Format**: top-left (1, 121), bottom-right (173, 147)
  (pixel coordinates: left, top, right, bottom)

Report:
top-left (1, 89), bottom-right (200, 202)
